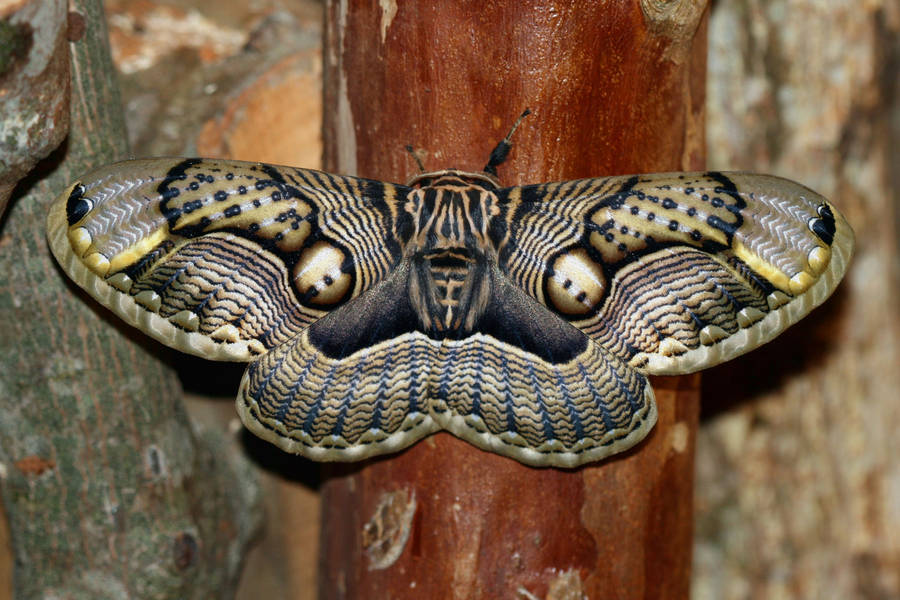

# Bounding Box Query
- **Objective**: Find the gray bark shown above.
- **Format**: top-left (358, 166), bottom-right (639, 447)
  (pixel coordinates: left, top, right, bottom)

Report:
top-left (694, 1), bottom-right (900, 598)
top-left (0, 1), bottom-right (262, 598)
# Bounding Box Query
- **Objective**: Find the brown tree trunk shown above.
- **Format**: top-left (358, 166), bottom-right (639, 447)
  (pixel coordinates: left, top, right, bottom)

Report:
top-left (319, 2), bottom-right (708, 598)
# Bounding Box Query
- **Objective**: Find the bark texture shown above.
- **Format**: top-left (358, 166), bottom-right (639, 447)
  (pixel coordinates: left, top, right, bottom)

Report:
top-left (0, 1), bottom-right (262, 598)
top-left (694, 1), bottom-right (900, 598)
top-left (319, 2), bottom-right (708, 598)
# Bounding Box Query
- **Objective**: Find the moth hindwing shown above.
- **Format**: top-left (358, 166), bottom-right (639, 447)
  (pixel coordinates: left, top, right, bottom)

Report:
top-left (47, 157), bottom-right (853, 467)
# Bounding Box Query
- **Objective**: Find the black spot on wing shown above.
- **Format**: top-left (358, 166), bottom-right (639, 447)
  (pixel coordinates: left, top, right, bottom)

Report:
top-left (65, 184), bottom-right (89, 225)
top-left (477, 271), bottom-right (588, 365)
top-left (158, 158), bottom-right (202, 228)
top-left (260, 164), bottom-right (287, 184)
top-left (704, 171), bottom-right (746, 237)
top-left (307, 264), bottom-right (419, 359)
top-left (811, 204), bottom-right (836, 245)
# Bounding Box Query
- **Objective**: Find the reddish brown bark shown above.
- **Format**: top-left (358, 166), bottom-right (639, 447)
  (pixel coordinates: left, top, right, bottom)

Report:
top-left (320, 1), bottom-right (708, 598)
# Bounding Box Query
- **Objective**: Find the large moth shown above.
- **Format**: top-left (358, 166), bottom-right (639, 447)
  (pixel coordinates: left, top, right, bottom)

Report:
top-left (46, 126), bottom-right (853, 468)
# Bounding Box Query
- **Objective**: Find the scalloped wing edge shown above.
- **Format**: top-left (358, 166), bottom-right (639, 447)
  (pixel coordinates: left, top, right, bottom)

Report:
top-left (234, 330), bottom-right (659, 468)
top-left (637, 202), bottom-right (854, 375)
top-left (434, 374), bottom-right (658, 468)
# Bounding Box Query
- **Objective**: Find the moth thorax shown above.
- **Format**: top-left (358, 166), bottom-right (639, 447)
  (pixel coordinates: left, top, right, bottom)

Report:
top-left (408, 251), bottom-right (491, 337)
top-left (405, 183), bottom-right (497, 253)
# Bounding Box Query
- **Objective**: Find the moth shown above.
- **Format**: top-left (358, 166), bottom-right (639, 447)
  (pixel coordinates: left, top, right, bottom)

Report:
top-left (46, 119), bottom-right (853, 468)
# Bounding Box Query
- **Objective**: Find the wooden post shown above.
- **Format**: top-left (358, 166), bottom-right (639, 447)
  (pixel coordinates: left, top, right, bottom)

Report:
top-left (320, 1), bottom-right (707, 597)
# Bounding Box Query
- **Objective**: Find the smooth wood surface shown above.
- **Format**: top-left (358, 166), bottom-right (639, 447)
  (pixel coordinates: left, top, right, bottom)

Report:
top-left (320, 2), bottom-right (708, 598)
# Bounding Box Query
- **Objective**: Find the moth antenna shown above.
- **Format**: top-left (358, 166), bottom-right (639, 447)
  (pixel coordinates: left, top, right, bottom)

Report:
top-left (484, 108), bottom-right (531, 176)
top-left (405, 144), bottom-right (426, 173)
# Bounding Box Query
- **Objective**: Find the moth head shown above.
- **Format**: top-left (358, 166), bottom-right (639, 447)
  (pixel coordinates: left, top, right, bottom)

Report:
top-left (405, 169), bottom-right (500, 190)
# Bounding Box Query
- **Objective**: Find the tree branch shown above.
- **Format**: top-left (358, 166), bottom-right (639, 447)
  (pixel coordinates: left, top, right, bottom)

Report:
top-left (0, 1), bottom-right (262, 597)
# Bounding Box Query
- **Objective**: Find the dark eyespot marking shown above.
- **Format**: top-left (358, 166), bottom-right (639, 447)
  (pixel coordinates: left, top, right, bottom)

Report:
top-left (811, 219), bottom-right (833, 244)
top-left (647, 212), bottom-right (656, 221)
top-left (214, 190), bottom-right (228, 202)
top-left (630, 206), bottom-right (639, 215)
top-left (662, 198), bottom-right (677, 210)
top-left (224, 205), bottom-right (241, 218)
top-left (238, 185), bottom-right (247, 195)
top-left (691, 230), bottom-right (703, 241)
top-left (810, 204), bottom-right (836, 245)
top-left (687, 207), bottom-right (697, 217)
top-left (706, 215), bottom-right (735, 235)
top-left (711, 197), bottom-right (724, 208)
top-left (189, 181), bottom-right (200, 191)
top-left (65, 184), bottom-right (91, 225)
top-left (668, 220), bottom-right (679, 231)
